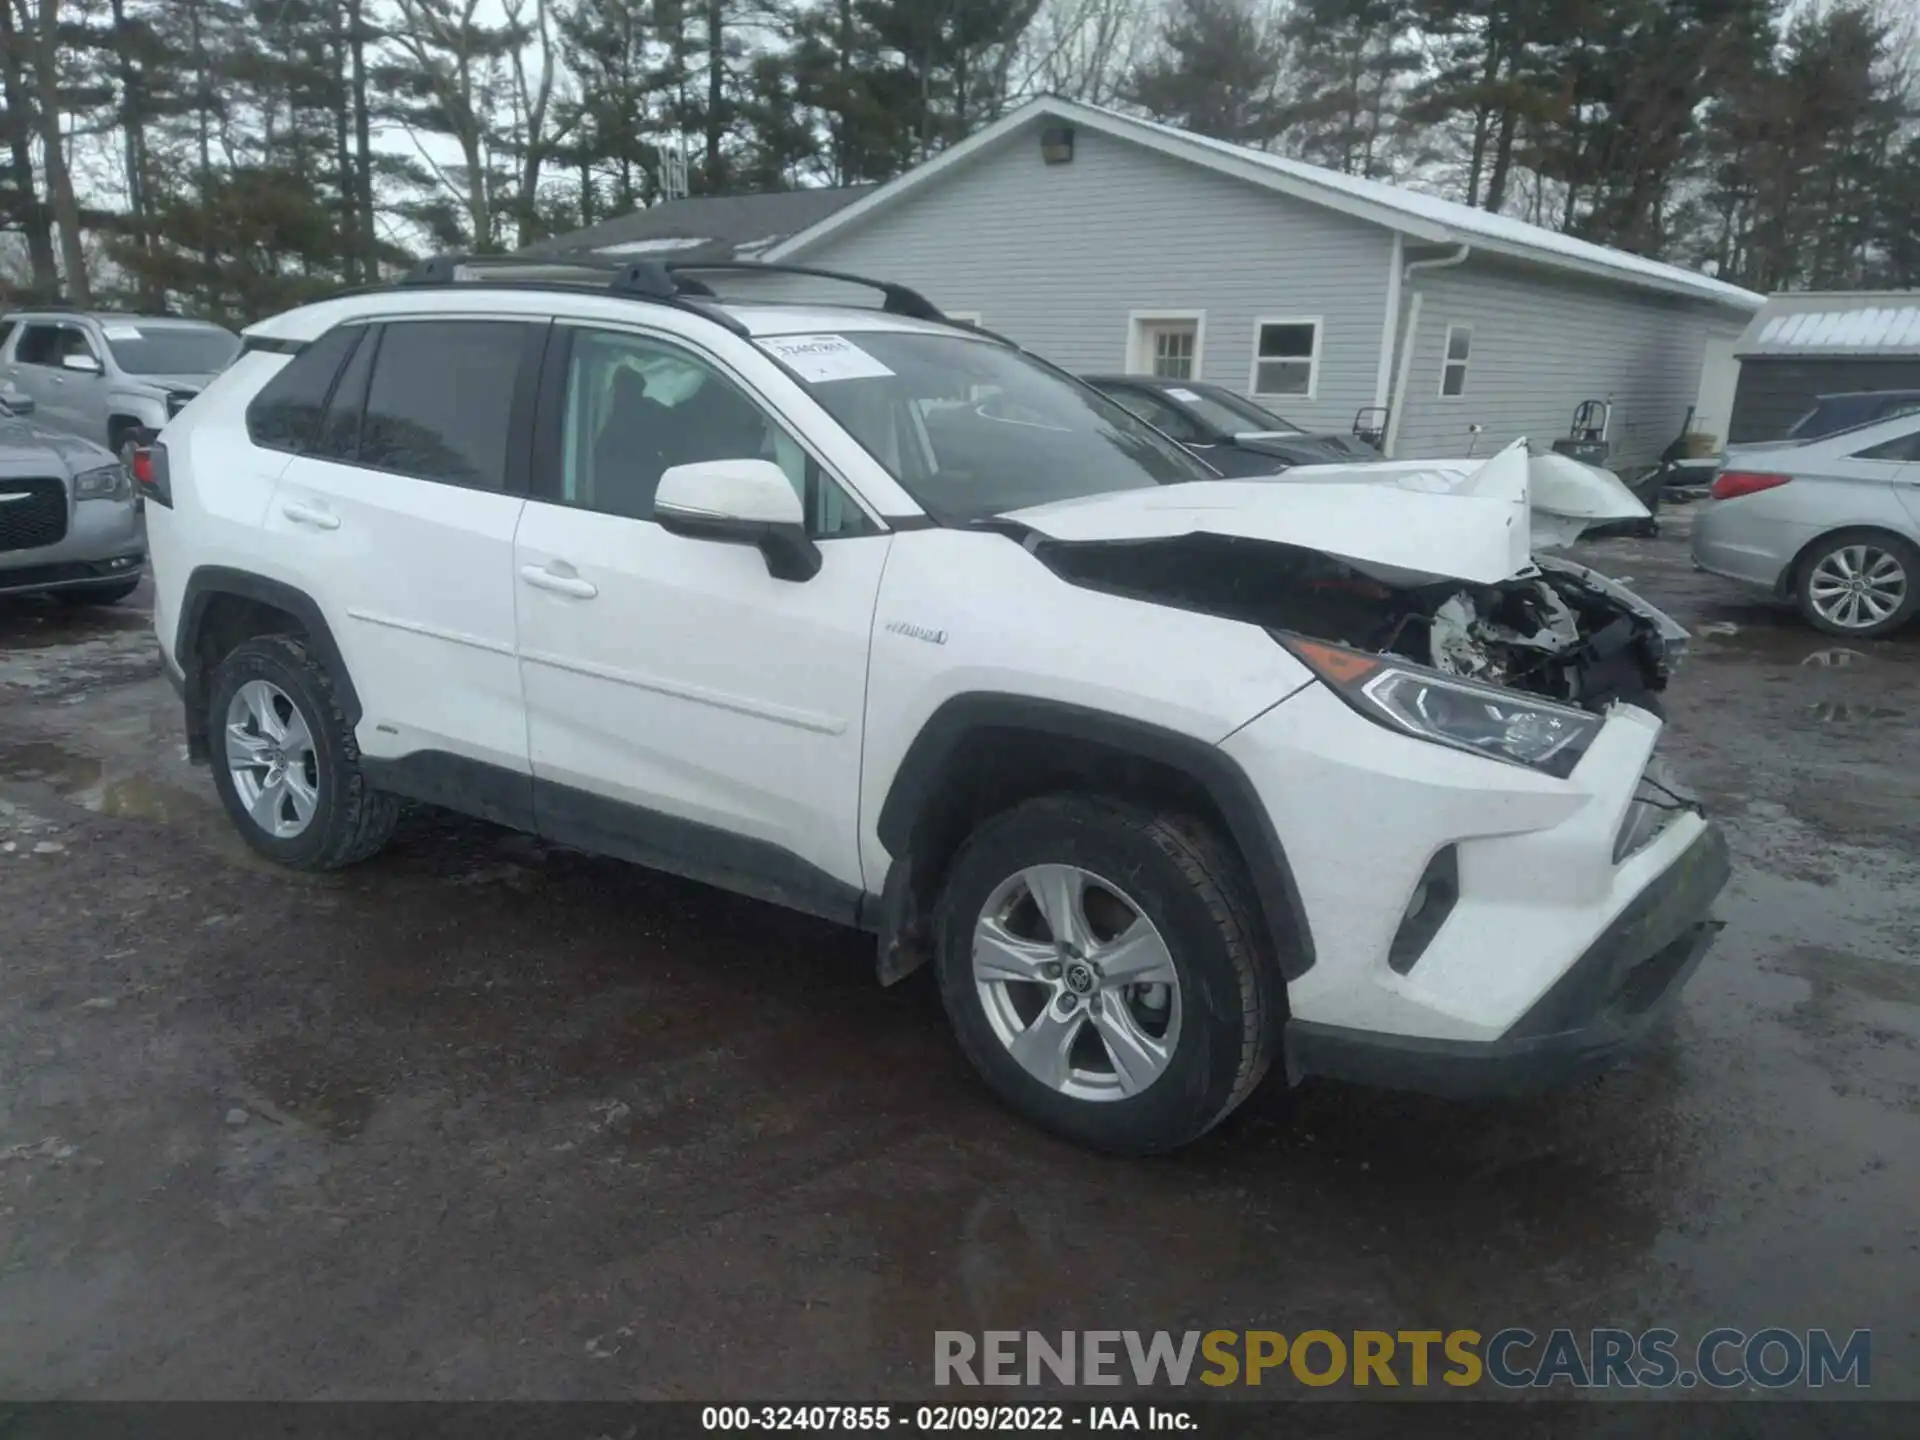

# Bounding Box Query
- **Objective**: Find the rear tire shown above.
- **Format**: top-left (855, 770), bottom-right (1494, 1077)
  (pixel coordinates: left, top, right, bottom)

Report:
top-left (52, 579), bottom-right (140, 606)
top-left (1794, 529), bottom-right (1918, 639)
top-left (206, 634), bottom-right (398, 870)
top-left (932, 794), bottom-right (1279, 1155)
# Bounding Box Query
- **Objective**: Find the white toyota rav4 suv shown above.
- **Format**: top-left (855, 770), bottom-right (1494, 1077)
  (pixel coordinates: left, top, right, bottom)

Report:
top-left (138, 257), bottom-right (1729, 1153)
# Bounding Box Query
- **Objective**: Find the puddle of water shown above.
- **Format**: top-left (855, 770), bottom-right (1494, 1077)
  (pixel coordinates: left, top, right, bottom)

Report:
top-left (0, 738), bottom-right (208, 824)
top-left (1694, 629), bottom-right (1920, 672)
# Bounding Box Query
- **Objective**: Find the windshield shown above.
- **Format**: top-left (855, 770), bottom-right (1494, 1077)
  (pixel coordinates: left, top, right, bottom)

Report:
top-left (1180, 386), bottom-right (1303, 435)
top-left (102, 323), bottom-right (240, 376)
top-left (765, 330), bottom-right (1212, 522)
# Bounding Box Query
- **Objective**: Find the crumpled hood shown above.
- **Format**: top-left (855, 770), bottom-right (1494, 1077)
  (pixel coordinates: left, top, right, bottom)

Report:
top-left (1002, 442), bottom-right (1648, 586)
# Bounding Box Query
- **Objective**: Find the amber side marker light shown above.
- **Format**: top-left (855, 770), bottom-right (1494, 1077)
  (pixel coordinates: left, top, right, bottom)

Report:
top-left (1285, 637), bottom-right (1382, 686)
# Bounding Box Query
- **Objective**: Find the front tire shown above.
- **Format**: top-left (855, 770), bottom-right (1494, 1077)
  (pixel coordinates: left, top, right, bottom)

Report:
top-left (1795, 529), bottom-right (1918, 638)
top-left (932, 795), bottom-right (1279, 1154)
top-left (206, 634), bottom-right (398, 870)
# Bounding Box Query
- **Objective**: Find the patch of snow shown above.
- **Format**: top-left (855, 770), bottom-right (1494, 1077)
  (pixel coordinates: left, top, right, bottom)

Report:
top-left (593, 236), bottom-right (710, 256)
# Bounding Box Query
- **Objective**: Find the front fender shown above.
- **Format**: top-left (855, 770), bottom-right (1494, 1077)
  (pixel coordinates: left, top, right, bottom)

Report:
top-left (107, 389), bottom-right (168, 431)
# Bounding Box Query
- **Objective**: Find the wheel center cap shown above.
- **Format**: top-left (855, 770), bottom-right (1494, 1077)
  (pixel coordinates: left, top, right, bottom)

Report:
top-left (1063, 961), bottom-right (1097, 995)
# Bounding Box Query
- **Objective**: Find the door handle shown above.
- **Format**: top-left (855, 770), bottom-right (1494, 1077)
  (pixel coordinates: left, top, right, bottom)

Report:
top-left (280, 500), bottom-right (341, 530)
top-left (519, 564), bottom-right (598, 599)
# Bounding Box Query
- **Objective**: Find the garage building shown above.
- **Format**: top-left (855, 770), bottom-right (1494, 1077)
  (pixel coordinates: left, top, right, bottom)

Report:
top-left (1727, 290), bottom-right (1920, 443)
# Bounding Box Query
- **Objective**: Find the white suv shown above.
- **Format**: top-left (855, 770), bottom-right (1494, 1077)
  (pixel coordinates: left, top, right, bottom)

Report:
top-left (137, 257), bottom-right (1728, 1153)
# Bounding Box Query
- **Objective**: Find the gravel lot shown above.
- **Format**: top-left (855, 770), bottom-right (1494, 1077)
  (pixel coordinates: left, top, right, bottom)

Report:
top-left (2, 510), bottom-right (1916, 1405)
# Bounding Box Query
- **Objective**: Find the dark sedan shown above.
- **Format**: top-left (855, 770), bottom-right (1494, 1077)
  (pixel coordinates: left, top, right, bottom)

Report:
top-left (1082, 375), bottom-right (1381, 476)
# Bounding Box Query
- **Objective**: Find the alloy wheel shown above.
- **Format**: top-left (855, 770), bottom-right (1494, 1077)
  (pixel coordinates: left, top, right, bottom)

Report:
top-left (972, 864), bottom-right (1182, 1102)
top-left (1807, 544), bottom-right (1907, 630)
top-left (225, 679), bottom-right (320, 839)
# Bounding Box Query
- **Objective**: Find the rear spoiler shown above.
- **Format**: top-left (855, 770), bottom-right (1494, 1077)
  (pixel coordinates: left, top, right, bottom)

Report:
top-left (238, 334), bottom-right (305, 357)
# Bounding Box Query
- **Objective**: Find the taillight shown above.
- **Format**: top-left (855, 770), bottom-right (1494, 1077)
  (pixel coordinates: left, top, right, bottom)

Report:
top-left (130, 443), bottom-right (172, 508)
top-left (1710, 470), bottom-right (1791, 501)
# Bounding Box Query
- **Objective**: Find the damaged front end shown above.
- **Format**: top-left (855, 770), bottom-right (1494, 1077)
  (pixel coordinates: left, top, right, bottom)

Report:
top-left (1416, 560), bottom-right (1683, 714)
top-left (1034, 530), bottom-right (1686, 721)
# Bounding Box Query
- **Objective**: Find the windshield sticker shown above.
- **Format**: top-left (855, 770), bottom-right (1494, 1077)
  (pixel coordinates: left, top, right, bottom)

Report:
top-left (758, 334), bottom-right (895, 383)
top-left (1166, 387), bottom-right (1203, 403)
top-left (102, 324), bottom-right (143, 340)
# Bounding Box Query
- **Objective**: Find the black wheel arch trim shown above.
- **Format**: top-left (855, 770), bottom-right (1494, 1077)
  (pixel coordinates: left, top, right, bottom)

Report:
top-left (876, 693), bottom-right (1316, 980)
top-left (176, 567), bottom-right (360, 762)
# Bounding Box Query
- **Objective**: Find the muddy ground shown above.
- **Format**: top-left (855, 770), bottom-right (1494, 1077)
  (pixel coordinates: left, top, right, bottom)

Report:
top-left (1, 509), bottom-right (1916, 1406)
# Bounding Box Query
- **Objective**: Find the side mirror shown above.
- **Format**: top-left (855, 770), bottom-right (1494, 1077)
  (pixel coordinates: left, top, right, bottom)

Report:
top-left (0, 387), bottom-right (34, 416)
top-left (654, 458), bottom-right (821, 582)
top-left (63, 352), bottom-right (103, 375)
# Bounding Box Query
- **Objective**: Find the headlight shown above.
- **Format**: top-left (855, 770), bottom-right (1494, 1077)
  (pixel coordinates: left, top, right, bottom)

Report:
top-left (73, 463), bottom-right (131, 501)
top-left (1274, 633), bottom-right (1602, 778)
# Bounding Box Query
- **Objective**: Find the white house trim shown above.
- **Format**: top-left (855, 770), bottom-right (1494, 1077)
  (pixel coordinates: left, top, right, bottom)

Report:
top-left (1125, 310), bottom-right (1207, 380)
top-left (1247, 316), bottom-right (1322, 400)
top-left (766, 96), bottom-right (1764, 315)
top-left (1438, 323), bottom-right (1474, 398)
top-left (1373, 232), bottom-right (1404, 410)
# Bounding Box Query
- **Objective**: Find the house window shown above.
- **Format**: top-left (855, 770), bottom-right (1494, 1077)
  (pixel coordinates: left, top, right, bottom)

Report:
top-left (1151, 327), bottom-right (1196, 379)
top-left (1440, 325), bottom-right (1472, 397)
top-left (1128, 313), bottom-right (1204, 381)
top-left (1250, 319), bottom-right (1320, 397)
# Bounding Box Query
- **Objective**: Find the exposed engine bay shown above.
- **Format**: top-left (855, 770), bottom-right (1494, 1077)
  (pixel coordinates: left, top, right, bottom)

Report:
top-left (1031, 531), bottom-right (1677, 714)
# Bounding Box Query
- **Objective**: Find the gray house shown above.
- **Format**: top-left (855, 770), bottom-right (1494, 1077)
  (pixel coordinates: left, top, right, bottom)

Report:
top-left (1727, 290), bottom-right (1920, 443)
top-left (763, 98), bottom-right (1764, 467)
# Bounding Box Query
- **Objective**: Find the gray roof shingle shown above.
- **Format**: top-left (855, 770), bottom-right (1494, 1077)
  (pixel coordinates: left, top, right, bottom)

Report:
top-left (519, 186), bottom-right (877, 264)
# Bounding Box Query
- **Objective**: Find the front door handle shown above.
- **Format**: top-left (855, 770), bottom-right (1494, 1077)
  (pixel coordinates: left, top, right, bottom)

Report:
top-left (519, 564), bottom-right (598, 600)
top-left (280, 500), bottom-right (341, 530)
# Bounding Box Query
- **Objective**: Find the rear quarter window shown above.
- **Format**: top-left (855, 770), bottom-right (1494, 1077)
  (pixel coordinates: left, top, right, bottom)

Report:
top-left (244, 326), bottom-right (363, 453)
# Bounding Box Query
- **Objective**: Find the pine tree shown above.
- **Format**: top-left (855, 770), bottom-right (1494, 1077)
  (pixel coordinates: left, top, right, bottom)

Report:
top-left (1123, 0), bottom-right (1289, 149)
top-left (1279, 0), bottom-right (1422, 178)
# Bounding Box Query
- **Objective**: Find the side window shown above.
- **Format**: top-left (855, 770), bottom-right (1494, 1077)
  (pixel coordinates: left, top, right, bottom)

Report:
top-left (15, 323), bottom-right (63, 367)
top-left (245, 325), bottom-right (361, 453)
top-left (60, 327), bottom-right (100, 364)
top-left (558, 327), bottom-right (874, 537)
top-left (1853, 429), bottom-right (1920, 463)
top-left (1440, 325), bottom-right (1472, 397)
top-left (314, 326), bottom-right (378, 461)
top-left (1252, 319), bottom-right (1320, 398)
top-left (0, 319), bottom-right (16, 354)
top-left (358, 320), bottom-right (528, 491)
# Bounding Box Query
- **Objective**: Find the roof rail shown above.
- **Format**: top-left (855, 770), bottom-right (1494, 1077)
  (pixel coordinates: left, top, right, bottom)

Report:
top-left (663, 261), bottom-right (948, 323)
top-left (394, 253), bottom-right (750, 336)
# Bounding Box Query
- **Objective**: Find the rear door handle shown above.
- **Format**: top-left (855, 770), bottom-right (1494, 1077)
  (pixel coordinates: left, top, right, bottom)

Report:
top-left (519, 564), bottom-right (598, 600)
top-left (280, 500), bottom-right (340, 530)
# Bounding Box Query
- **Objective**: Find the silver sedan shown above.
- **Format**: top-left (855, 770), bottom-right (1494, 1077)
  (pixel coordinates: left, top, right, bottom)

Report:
top-left (1691, 411), bottom-right (1920, 637)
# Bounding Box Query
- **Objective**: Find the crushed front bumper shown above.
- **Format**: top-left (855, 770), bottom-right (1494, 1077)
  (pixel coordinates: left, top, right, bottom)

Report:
top-left (1285, 822), bottom-right (1730, 1097)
